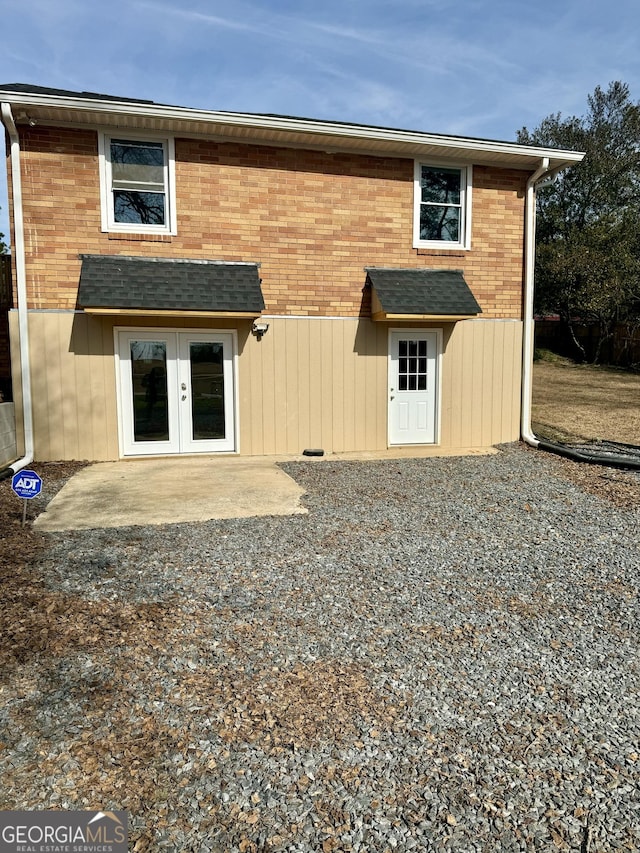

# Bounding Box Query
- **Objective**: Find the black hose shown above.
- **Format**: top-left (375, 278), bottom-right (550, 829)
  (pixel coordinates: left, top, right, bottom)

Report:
top-left (537, 439), bottom-right (640, 471)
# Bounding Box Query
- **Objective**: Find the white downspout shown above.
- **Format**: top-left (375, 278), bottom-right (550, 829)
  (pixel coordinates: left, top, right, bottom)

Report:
top-left (1, 102), bottom-right (34, 472)
top-left (521, 157), bottom-right (550, 447)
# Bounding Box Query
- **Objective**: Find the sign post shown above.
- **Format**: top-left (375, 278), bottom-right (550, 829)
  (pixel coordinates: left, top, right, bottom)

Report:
top-left (11, 469), bottom-right (43, 526)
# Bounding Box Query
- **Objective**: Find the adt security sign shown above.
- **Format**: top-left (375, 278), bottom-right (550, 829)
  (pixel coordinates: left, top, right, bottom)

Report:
top-left (11, 469), bottom-right (43, 499)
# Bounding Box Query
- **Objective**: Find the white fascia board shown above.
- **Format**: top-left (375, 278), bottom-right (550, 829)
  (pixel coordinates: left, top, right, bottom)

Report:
top-left (0, 88), bottom-right (586, 168)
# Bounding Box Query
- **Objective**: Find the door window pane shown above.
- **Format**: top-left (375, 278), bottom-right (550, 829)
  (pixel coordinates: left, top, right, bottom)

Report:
top-left (397, 339), bottom-right (428, 393)
top-left (130, 341), bottom-right (169, 441)
top-left (190, 342), bottom-right (225, 440)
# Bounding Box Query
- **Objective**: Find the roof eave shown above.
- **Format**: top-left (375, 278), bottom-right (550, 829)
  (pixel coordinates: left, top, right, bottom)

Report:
top-left (0, 87), bottom-right (585, 170)
top-left (372, 312), bottom-right (479, 322)
top-left (83, 307), bottom-right (261, 318)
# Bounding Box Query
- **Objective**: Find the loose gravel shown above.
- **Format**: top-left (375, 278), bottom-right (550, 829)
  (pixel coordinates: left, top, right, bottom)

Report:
top-left (1, 444), bottom-right (639, 852)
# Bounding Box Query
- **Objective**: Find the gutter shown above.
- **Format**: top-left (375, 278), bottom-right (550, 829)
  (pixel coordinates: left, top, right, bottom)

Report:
top-left (521, 157), bottom-right (550, 449)
top-left (0, 101), bottom-right (34, 478)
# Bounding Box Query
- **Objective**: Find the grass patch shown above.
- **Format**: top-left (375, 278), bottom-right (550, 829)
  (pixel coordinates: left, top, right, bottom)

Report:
top-left (532, 361), bottom-right (640, 446)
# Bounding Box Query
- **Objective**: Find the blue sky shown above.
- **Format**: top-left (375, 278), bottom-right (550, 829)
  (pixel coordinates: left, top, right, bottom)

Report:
top-left (1, 0), bottom-right (640, 242)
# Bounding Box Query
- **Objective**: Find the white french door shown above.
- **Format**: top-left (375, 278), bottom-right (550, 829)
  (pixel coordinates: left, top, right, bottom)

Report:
top-left (117, 330), bottom-right (236, 456)
top-left (388, 330), bottom-right (439, 445)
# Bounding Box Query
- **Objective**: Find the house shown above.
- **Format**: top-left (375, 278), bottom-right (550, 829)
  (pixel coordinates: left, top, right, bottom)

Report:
top-left (0, 84), bottom-right (583, 462)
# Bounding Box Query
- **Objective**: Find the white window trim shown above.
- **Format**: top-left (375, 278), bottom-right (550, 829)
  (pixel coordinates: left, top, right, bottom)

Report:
top-left (413, 161), bottom-right (472, 250)
top-left (98, 130), bottom-right (177, 235)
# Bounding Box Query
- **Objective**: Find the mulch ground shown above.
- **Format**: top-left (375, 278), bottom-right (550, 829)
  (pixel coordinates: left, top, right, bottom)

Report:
top-left (522, 443), bottom-right (640, 509)
top-left (1, 462), bottom-right (88, 665)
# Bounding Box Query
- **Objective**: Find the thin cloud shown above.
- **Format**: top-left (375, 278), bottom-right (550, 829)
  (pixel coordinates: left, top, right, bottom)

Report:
top-left (304, 21), bottom-right (390, 46)
top-left (134, 0), bottom-right (258, 33)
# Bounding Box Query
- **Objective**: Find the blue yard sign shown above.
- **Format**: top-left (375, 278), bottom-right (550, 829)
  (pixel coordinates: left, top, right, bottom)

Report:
top-left (11, 469), bottom-right (43, 526)
top-left (11, 469), bottom-right (43, 499)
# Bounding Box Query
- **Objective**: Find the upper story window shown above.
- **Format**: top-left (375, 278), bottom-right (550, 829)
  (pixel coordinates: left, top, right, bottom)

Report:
top-left (99, 132), bottom-right (176, 235)
top-left (413, 162), bottom-right (472, 250)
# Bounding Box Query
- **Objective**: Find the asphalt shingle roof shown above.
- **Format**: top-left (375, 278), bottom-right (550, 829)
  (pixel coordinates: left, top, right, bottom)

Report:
top-left (0, 83), bottom-right (156, 104)
top-left (366, 268), bottom-right (482, 316)
top-left (77, 255), bottom-right (265, 314)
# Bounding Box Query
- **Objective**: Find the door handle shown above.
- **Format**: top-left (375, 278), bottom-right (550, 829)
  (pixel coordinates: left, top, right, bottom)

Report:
top-left (181, 383), bottom-right (187, 391)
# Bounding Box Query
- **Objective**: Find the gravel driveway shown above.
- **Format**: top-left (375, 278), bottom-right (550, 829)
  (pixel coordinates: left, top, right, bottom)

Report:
top-left (1, 445), bottom-right (639, 852)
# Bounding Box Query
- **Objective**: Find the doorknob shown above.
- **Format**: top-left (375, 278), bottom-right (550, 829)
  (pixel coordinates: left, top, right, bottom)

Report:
top-left (181, 382), bottom-right (187, 391)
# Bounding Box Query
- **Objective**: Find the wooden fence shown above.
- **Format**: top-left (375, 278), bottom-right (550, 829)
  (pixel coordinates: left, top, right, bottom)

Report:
top-left (535, 317), bottom-right (640, 367)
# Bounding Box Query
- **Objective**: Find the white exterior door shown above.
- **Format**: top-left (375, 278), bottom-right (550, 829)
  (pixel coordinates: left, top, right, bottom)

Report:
top-left (388, 330), bottom-right (439, 445)
top-left (117, 330), bottom-right (236, 456)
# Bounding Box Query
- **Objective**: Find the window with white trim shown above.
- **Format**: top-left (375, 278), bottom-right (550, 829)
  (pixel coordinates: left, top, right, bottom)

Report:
top-left (99, 133), bottom-right (176, 234)
top-left (413, 162), bottom-right (471, 250)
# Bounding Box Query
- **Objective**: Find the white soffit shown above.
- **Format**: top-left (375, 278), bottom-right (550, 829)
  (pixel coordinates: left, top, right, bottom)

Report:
top-left (0, 88), bottom-right (585, 171)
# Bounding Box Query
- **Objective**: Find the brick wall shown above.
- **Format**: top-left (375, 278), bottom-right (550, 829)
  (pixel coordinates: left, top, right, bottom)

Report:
top-left (16, 125), bottom-right (527, 319)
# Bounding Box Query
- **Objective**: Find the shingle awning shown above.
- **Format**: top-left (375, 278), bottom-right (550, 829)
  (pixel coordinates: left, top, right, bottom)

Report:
top-left (77, 255), bottom-right (265, 318)
top-left (366, 268), bottom-right (482, 322)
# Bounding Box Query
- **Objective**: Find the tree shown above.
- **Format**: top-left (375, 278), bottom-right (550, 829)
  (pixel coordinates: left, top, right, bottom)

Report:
top-left (518, 82), bottom-right (640, 362)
